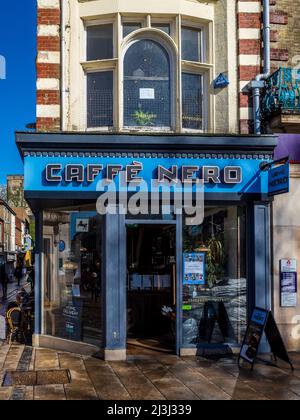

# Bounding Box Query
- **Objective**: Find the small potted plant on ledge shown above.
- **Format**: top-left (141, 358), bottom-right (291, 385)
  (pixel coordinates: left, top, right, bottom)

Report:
top-left (132, 110), bottom-right (156, 126)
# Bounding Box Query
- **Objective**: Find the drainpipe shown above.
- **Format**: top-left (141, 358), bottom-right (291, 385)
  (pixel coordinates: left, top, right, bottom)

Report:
top-left (60, 0), bottom-right (64, 131)
top-left (252, 0), bottom-right (271, 134)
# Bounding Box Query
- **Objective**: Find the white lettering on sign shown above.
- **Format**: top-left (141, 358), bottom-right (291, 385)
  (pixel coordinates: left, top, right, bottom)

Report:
top-left (45, 163), bottom-right (243, 185)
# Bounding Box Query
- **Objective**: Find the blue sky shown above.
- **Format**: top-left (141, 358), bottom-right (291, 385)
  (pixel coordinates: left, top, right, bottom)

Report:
top-left (0, 1), bottom-right (36, 185)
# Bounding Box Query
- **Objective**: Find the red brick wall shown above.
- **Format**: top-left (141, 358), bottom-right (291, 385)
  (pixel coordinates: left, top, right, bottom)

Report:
top-left (36, 3), bottom-right (61, 132)
top-left (269, 0), bottom-right (299, 71)
top-left (238, 1), bottom-right (262, 134)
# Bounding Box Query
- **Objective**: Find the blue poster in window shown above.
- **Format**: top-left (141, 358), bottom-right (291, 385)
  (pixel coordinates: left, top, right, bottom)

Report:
top-left (183, 253), bottom-right (206, 285)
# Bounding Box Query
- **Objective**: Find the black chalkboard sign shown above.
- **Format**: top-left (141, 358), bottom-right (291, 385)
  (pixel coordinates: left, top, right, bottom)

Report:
top-left (238, 307), bottom-right (294, 371)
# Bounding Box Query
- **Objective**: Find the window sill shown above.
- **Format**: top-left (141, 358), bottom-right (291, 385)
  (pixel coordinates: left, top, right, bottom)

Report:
top-left (122, 127), bottom-right (174, 134)
top-left (81, 59), bottom-right (118, 72)
top-left (86, 127), bottom-right (115, 133)
top-left (85, 127), bottom-right (207, 135)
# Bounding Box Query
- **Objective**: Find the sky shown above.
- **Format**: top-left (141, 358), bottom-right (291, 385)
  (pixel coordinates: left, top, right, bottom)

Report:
top-left (0, 1), bottom-right (36, 185)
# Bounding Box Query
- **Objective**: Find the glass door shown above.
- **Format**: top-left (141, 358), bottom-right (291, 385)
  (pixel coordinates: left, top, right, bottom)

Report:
top-left (126, 220), bottom-right (177, 354)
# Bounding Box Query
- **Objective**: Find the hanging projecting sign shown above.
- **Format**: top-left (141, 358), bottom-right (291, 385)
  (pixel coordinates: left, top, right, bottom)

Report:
top-left (59, 240), bottom-right (66, 253)
top-left (268, 163), bottom-right (290, 196)
top-left (213, 73), bottom-right (229, 89)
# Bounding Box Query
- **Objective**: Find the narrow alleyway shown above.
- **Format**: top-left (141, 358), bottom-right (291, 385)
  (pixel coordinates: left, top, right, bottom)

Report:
top-left (0, 343), bottom-right (300, 400)
top-left (0, 276), bottom-right (30, 313)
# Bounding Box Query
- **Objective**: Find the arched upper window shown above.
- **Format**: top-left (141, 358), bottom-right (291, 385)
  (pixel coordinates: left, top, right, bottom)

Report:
top-left (84, 16), bottom-right (208, 132)
top-left (123, 39), bottom-right (171, 128)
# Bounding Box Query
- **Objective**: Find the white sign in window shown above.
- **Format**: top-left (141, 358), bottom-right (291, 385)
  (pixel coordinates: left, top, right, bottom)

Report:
top-left (139, 88), bottom-right (155, 100)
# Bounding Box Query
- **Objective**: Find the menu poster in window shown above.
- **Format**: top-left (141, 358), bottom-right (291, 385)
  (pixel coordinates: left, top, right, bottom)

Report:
top-left (62, 299), bottom-right (83, 341)
top-left (183, 253), bottom-right (205, 285)
top-left (76, 218), bottom-right (89, 233)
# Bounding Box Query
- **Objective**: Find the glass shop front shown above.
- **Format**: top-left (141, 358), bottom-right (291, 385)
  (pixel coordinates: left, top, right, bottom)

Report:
top-left (42, 205), bottom-right (247, 354)
top-left (17, 133), bottom-right (276, 359)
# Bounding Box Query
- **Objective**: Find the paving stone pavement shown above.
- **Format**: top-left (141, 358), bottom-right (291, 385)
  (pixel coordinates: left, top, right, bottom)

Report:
top-left (1, 341), bottom-right (300, 400)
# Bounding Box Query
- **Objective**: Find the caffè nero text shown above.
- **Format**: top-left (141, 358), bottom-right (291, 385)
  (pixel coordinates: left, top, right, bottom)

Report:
top-left (45, 163), bottom-right (242, 185)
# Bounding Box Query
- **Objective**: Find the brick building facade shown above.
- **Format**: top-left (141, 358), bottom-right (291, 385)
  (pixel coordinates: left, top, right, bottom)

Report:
top-left (36, 0), bottom-right (61, 132)
top-left (36, 0), bottom-right (269, 135)
top-left (35, 1), bottom-right (300, 135)
top-left (270, 0), bottom-right (300, 70)
top-left (18, 0), bottom-right (279, 358)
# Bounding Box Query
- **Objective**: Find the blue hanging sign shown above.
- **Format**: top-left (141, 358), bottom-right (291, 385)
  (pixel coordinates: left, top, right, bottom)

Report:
top-left (59, 240), bottom-right (66, 252)
top-left (214, 73), bottom-right (229, 89)
top-left (268, 162), bottom-right (290, 197)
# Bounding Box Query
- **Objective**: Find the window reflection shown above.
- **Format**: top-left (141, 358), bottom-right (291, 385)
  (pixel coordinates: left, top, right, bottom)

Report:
top-left (43, 210), bottom-right (103, 347)
top-left (87, 24), bottom-right (113, 61)
top-left (182, 207), bottom-right (247, 347)
top-left (123, 23), bottom-right (142, 38)
top-left (181, 27), bottom-right (202, 62)
top-left (152, 23), bottom-right (171, 35)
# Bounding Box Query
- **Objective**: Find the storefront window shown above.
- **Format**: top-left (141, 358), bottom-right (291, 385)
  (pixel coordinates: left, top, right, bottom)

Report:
top-left (43, 209), bottom-right (103, 347)
top-left (182, 206), bottom-right (247, 347)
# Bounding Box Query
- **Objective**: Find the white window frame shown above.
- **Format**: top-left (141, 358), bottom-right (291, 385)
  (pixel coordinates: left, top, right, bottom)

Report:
top-left (85, 68), bottom-right (116, 131)
top-left (181, 19), bottom-right (208, 64)
top-left (181, 68), bottom-right (208, 133)
top-left (80, 15), bottom-right (212, 133)
top-left (82, 18), bottom-right (117, 131)
top-left (121, 31), bottom-right (178, 133)
top-left (150, 17), bottom-right (176, 40)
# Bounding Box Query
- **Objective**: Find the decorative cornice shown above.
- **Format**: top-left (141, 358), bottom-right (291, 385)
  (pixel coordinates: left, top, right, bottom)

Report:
top-left (24, 151), bottom-right (273, 160)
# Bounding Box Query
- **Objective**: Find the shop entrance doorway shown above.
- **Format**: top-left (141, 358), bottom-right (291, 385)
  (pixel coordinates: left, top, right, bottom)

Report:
top-left (126, 223), bottom-right (177, 354)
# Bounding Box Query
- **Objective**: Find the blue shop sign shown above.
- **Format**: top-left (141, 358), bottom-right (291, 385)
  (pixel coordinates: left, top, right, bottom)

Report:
top-left (24, 155), bottom-right (270, 194)
top-left (268, 163), bottom-right (290, 197)
top-left (214, 73), bottom-right (229, 89)
top-left (59, 240), bottom-right (66, 252)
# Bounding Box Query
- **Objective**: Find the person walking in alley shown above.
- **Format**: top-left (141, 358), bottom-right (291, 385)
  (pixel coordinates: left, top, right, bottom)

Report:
top-left (0, 263), bottom-right (8, 301)
top-left (15, 264), bottom-right (23, 288)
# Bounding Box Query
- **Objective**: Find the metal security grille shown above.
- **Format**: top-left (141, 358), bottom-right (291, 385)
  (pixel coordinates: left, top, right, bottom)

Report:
top-left (87, 90), bottom-right (114, 128)
top-left (182, 89), bottom-right (203, 130)
top-left (124, 81), bottom-right (171, 128)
